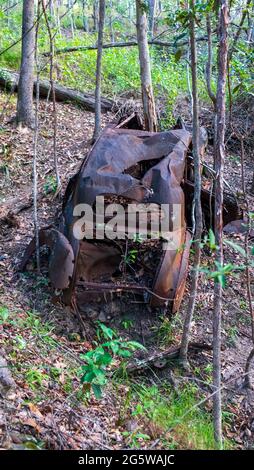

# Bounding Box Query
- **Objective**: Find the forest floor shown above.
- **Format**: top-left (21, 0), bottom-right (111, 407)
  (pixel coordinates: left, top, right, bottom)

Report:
top-left (0, 90), bottom-right (254, 450)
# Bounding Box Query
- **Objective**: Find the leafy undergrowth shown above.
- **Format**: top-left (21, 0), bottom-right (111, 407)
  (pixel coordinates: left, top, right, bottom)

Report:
top-left (122, 383), bottom-right (219, 450)
top-left (0, 304), bottom-right (237, 450)
top-left (0, 305), bottom-right (233, 450)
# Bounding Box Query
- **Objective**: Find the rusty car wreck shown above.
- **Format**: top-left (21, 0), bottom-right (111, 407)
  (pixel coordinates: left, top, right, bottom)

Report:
top-left (20, 114), bottom-right (240, 318)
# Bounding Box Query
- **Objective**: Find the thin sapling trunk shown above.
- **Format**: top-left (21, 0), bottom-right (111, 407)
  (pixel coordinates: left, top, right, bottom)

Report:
top-left (93, 0), bottom-right (106, 142)
top-left (179, 0), bottom-right (202, 368)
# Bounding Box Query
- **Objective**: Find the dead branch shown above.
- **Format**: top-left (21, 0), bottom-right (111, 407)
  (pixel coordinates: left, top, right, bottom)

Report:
top-left (41, 35), bottom-right (210, 57)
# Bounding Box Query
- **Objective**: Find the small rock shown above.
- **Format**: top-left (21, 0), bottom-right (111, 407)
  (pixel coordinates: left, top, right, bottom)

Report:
top-left (85, 307), bottom-right (99, 320)
top-left (245, 428), bottom-right (252, 438)
top-left (98, 311), bottom-right (106, 322)
top-left (0, 353), bottom-right (16, 397)
top-left (126, 419), bottom-right (139, 432)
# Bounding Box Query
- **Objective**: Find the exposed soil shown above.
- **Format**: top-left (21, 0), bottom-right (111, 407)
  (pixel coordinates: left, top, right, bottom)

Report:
top-left (0, 91), bottom-right (254, 449)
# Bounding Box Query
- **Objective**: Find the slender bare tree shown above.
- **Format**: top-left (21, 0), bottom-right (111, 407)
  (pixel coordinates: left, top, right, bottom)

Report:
top-left (213, 0), bottom-right (229, 449)
top-left (93, 0), bottom-right (106, 142)
top-left (238, 137), bottom-right (254, 389)
top-left (42, 0), bottom-right (61, 192)
top-left (206, 13), bottom-right (216, 109)
top-left (251, 171), bottom-right (254, 194)
top-left (109, 0), bottom-right (114, 43)
top-left (179, 0), bottom-right (202, 368)
top-left (148, 0), bottom-right (157, 38)
top-left (82, 0), bottom-right (89, 32)
top-left (93, 0), bottom-right (99, 32)
top-left (136, 0), bottom-right (157, 132)
top-left (16, 0), bottom-right (35, 128)
top-left (68, 0), bottom-right (75, 38)
top-left (33, 0), bottom-right (41, 274)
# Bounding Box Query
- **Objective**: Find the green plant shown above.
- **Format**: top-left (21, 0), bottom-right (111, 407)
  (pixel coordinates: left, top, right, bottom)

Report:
top-left (204, 364), bottom-right (213, 374)
top-left (155, 315), bottom-right (182, 346)
top-left (239, 299), bottom-right (247, 310)
top-left (202, 229), bottom-right (217, 251)
top-left (14, 335), bottom-right (27, 350)
top-left (128, 382), bottom-right (234, 450)
top-left (122, 430), bottom-right (151, 448)
top-left (43, 175), bottom-right (58, 195)
top-left (79, 322), bottom-right (145, 399)
top-left (227, 325), bottom-right (238, 346)
top-left (0, 306), bottom-right (9, 323)
top-left (25, 369), bottom-right (49, 390)
top-left (121, 318), bottom-right (134, 330)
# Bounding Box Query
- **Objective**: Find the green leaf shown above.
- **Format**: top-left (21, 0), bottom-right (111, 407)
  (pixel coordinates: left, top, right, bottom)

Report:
top-left (118, 349), bottom-right (132, 358)
top-left (233, 83), bottom-right (241, 94)
top-left (224, 240), bottom-right (246, 257)
top-left (92, 384), bottom-right (102, 399)
top-left (0, 306), bottom-right (9, 322)
top-left (126, 341), bottom-right (146, 351)
top-left (98, 322), bottom-right (115, 340)
top-left (174, 49), bottom-right (183, 63)
top-left (97, 352), bottom-right (112, 366)
top-left (107, 341), bottom-right (120, 355)
top-left (208, 229), bottom-right (216, 250)
top-left (217, 273), bottom-right (226, 288)
top-left (81, 371), bottom-right (96, 384)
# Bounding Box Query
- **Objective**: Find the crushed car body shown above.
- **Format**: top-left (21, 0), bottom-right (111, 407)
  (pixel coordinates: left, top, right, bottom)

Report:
top-left (20, 114), bottom-right (240, 316)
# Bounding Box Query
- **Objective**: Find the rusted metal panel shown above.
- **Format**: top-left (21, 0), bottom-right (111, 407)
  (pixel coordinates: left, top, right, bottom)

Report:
top-left (20, 116), bottom-right (241, 316)
top-left (58, 123), bottom-right (191, 312)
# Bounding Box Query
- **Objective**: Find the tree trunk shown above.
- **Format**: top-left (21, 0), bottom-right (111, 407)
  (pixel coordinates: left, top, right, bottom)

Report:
top-left (251, 170), bottom-right (254, 194)
top-left (0, 70), bottom-right (115, 113)
top-left (82, 0), bottom-right (89, 32)
top-left (213, 0), bottom-right (229, 450)
top-left (136, 0), bottom-right (157, 132)
top-left (93, 0), bottom-right (98, 32)
top-left (42, 0), bottom-right (61, 191)
top-left (179, 0), bottom-right (202, 368)
top-left (16, 0), bottom-right (35, 128)
top-left (93, 0), bottom-right (106, 141)
top-left (128, 1), bottom-right (132, 21)
top-left (109, 0), bottom-right (114, 43)
top-left (56, 0), bottom-right (62, 35)
top-left (206, 13), bottom-right (217, 108)
top-left (68, 0), bottom-right (75, 37)
top-left (148, 0), bottom-right (156, 39)
top-left (49, 0), bottom-right (54, 17)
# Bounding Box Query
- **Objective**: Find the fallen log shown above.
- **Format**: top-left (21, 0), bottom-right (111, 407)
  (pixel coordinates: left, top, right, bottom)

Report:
top-left (125, 342), bottom-right (213, 374)
top-left (0, 190), bottom-right (45, 228)
top-left (0, 69), bottom-right (115, 113)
